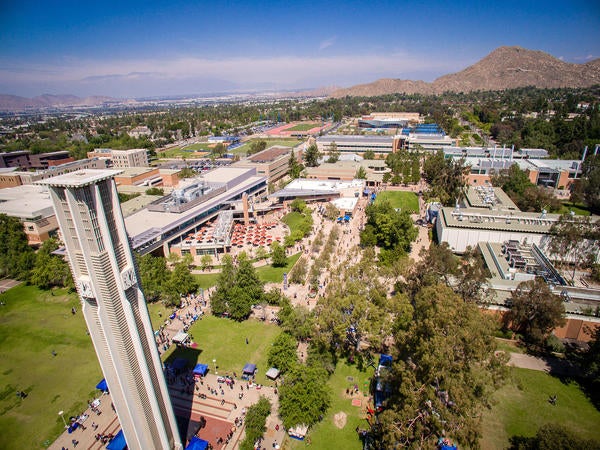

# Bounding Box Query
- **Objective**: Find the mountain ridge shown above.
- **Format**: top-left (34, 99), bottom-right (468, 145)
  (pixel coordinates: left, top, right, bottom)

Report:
top-left (330, 46), bottom-right (600, 98)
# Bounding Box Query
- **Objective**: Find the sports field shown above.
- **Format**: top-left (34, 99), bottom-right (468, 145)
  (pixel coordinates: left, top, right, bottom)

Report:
top-left (286, 123), bottom-right (321, 132)
top-left (374, 191), bottom-right (419, 213)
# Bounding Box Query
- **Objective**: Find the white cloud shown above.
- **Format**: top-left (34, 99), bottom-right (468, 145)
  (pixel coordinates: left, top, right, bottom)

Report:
top-left (319, 36), bottom-right (337, 51)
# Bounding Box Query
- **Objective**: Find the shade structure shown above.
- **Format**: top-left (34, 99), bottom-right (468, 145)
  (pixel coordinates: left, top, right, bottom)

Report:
top-left (95, 379), bottom-right (108, 392)
top-left (185, 436), bottom-right (209, 450)
top-left (265, 367), bottom-right (280, 380)
top-left (242, 363), bottom-right (256, 375)
top-left (106, 430), bottom-right (127, 450)
top-left (193, 363), bottom-right (209, 376)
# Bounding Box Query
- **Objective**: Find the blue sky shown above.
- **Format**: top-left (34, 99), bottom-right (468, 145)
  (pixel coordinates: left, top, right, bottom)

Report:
top-left (0, 0), bottom-right (599, 98)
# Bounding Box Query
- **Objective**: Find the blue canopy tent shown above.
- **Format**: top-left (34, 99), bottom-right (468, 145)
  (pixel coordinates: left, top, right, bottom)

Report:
top-left (185, 436), bottom-right (209, 450)
top-left (106, 430), bottom-right (127, 450)
top-left (242, 363), bottom-right (256, 377)
top-left (95, 379), bottom-right (108, 392)
top-left (193, 363), bottom-right (209, 376)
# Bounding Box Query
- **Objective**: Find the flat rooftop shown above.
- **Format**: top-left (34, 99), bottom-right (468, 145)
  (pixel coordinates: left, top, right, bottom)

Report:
top-left (465, 186), bottom-right (519, 210)
top-left (125, 173), bottom-right (265, 240)
top-left (317, 135), bottom-right (394, 143)
top-left (36, 169), bottom-right (122, 187)
top-left (249, 146), bottom-right (289, 162)
top-left (0, 184), bottom-right (54, 219)
top-left (115, 167), bottom-right (156, 178)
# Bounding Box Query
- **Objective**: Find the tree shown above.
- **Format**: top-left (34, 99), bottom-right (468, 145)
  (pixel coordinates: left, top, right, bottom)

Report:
top-left (278, 304), bottom-right (315, 341)
top-left (0, 214), bottom-right (35, 279)
top-left (373, 283), bottom-right (506, 448)
top-left (163, 261), bottom-right (198, 306)
top-left (288, 149), bottom-right (304, 179)
top-left (580, 154), bottom-right (600, 213)
top-left (239, 397), bottom-right (272, 450)
top-left (549, 213), bottom-right (600, 282)
top-left (248, 140), bottom-right (267, 155)
top-left (303, 143), bottom-right (320, 167)
top-left (326, 142), bottom-right (340, 163)
top-left (137, 254), bottom-right (169, 302)
top-left (270, 241), bottom-right (287, 267)
top-left (29, 238), bottom-right (72, 289)
top-left (509, 423), bottom-right (599, 450)
top-left (455, 246), bottom-right (491, 303)
top-left (507, 278), bottom-right (566, 347)
top-left (422, 151), bottom-right (468, 205)
top-left (267, 332), bottom-right (298, 374)
top-left (581, 326), bottom-right (600, 393)
top-left (199, 254), bottom-right (213, 271)
top-left (212, 142), bottom-right (226, 157)
top-left (279, 364), bottom-right (331, 428)
top-left (363, 149), bottom-right (376, 160)
top-left (178, 167), bottom-right (195, 179)
top-left (211, 253), bottom-right (264, 320)
top-left (360, 200), bottom-right (418, 263)
top-left (355, 166), bottom-right (367, 179)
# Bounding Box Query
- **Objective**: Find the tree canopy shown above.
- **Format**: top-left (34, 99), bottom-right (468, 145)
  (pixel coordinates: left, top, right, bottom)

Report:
top-left (422, 151), bottom-right (468, 206)
top-left (0, 214), bottom-right (35, 279)
top-left (303, 143), bottom-right (321, 167)
top-left (507, 278), bottom-right (566, 347)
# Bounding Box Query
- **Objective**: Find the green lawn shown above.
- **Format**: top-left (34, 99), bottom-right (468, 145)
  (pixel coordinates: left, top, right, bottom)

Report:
top-left (0, 285), bottom-right (101, 450)
top-left (375, 191), bottom-right (419, 213)
top-left (161, 315), bottom-right (281, 385)
top-left (286, 123), bottom-right (321, 132)
top-left (282, 211), bottom-right (307, 235)
top-left (560, 202), bottom-right (592, 216)
top-left (194, 272), bottom-right (221, 289)
top-left (290, 360), bottom-right (374, 450)
top-left (256, 253), bottom-right (301, 283)
top-left (480, 367), bottom-right (600, 449)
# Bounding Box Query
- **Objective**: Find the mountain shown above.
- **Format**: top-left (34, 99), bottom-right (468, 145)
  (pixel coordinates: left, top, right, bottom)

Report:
top-left (0, 94), bottom-right (120, 111)
top-left (330, 46), bottom-right (600, 98)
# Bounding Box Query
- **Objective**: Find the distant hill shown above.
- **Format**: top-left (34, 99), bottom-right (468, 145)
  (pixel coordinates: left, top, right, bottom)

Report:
top-left (330, 46), bottom-right (600, 98)
top-left (0, 94), bottom-right (120, 111)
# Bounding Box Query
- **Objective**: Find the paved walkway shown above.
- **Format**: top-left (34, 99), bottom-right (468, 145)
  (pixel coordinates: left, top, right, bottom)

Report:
top-left (508, 352), bottom-right (579, 376)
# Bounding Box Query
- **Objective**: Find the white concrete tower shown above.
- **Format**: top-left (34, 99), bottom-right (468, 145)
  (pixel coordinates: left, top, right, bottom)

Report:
top-left (38, 170), bottom-right (182, 450)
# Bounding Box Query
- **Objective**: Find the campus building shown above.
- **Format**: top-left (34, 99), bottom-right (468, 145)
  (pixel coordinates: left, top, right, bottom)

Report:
top-left (38, 170), bottom-right (182, 450)
top-left (0, 158), bottom-right (109, 188)
top-left (304, 159), bottom-right (389, 187)
top-left (233, 145), bottom-right (292, 182)
top-left (0, 150), bottom-right (73, 170)
top-left (87, 148), bottom-right (150, 168)
top-left (0, 184), bottom-right (58, 245)
top-left (125, 167), bottom-right (268, 255)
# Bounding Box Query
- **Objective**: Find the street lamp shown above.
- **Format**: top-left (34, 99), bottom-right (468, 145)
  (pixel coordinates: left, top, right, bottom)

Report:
top-left (58, 410), bottom-right (67, 428)
top-left (213, 359), bottom-right (217, 375)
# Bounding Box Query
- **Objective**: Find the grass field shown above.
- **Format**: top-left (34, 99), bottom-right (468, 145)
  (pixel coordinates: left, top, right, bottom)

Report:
top-left (256, 253), bottom-right (301, 283)
top-left (194, 272), bottom-right (220, 289)
top-left (480, 367), bottom-right (600, 449)
top-left (286, 123), bottom-right (321, 132)
top-left (290, 360), bottom-right (374, 450)
top-left (0, 285), bottom-right (101, 450)
top-left (282, 211), bottom-right (308, 235)
top-left (234, 138), bottom-right (301, 156)
top-left (161, 315), bottom-right (281, 385)
top-left (375, 191), bottom-right (419, 213)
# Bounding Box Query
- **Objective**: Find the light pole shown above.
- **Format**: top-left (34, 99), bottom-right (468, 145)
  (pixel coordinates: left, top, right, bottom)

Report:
top-left (213, 359), bottom-right (217, 375)
top-left (58, 410), bottom-right (67, 428)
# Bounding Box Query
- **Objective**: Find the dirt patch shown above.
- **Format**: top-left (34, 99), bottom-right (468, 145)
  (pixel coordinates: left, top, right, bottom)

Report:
top-left (333, 411), bottom-right (347, 429)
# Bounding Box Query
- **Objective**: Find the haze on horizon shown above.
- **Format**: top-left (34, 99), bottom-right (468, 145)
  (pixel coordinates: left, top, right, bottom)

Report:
top-left (0, 0), bottom-right (599, 99)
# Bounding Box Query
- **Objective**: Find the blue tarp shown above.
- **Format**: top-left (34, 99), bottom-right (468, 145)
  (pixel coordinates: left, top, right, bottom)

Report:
top-left (379, 354), bottom-right (393, 367)
top-left (96, 379), bottom-right (108, 392)
top-left (185, 436), bottom-right (209, 450)
top-left (193, 363), bottom-right (209, 376)
top-left (106, 430), bottom-right (127, 450)
top-left (242, 363), bottom-right (256, 374)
